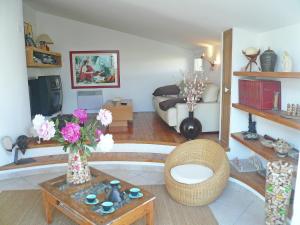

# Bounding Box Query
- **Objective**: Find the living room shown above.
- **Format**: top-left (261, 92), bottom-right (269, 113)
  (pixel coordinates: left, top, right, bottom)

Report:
top-left (1, 0), bottom-right (300, 225)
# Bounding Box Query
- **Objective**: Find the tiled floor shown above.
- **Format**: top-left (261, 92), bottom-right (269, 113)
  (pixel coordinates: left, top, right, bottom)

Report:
top-left (0, 165), bottom-right (265, 225)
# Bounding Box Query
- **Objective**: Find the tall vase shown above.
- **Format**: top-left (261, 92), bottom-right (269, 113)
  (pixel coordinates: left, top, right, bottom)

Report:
top-left (179, 111), bottom-right (202, 140)
top-left (67, 149), bottom-right (91, 185)
top-left (265, 161), bottom-right (293, 225)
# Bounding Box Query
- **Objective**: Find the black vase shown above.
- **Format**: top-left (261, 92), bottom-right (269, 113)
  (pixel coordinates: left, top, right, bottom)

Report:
top-left (179, 112), bottom-right (202, 140)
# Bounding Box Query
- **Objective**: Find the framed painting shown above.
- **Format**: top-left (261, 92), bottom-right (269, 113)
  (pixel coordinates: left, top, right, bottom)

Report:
top-left (69, 50), bottom-right (120, 89)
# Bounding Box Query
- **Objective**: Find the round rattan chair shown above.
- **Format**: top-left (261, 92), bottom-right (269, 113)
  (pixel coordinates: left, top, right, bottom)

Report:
top-left (164, 139), bottom-right (230, 206)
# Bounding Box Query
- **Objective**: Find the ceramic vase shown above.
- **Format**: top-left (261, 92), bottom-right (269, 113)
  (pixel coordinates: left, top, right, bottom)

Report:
top-left (67, 149), bottom-right (91, 185)
top-left (265, 161), bottom-right (293, 225)
top-left (179, 111), bottom-right (202, 140)
top-left (260, 48), bottom-right (277, 72)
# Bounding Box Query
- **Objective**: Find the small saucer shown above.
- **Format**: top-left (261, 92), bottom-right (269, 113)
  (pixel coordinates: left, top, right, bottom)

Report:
top-left (84, 199), bottom-right (99, 205)
top-left (129, 192), bottom-right (143, 199)
top-left (98, 206), bottom-right (116, 214)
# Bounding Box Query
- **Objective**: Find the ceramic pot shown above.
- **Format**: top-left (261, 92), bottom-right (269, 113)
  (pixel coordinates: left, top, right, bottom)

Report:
top-left (260, 48), bottom-right (277, 72)
top-left (67, 149), bottom-right (91, 185)
top-left (179, 112), bottom-right (202, 140)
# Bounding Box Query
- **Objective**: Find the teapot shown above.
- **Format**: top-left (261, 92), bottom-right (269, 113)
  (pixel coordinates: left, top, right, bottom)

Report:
top-left (105, 184), bottom-right (123, 203)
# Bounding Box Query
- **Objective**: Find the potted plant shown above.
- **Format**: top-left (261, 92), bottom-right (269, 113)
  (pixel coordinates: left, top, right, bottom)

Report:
top-left (32, 108), bottom-right (113, 185)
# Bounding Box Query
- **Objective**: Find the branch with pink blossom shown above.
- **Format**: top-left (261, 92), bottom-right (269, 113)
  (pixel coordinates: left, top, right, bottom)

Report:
top-left (180, 71), bottom-right (207, 112)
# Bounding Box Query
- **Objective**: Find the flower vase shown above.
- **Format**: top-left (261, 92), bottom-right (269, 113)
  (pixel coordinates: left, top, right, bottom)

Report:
top-left (67, 149), bottom-right (91, 185)
top-left (179, 111), bottom-right (202, 140)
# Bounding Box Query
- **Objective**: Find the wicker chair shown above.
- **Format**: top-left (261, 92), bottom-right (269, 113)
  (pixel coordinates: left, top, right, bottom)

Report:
top-left (164, 139), bottom-right (230, 206)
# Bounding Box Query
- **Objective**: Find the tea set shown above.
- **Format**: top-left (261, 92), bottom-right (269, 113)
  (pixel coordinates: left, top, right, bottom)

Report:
top-left (84, 179), bottom-right (143, 214)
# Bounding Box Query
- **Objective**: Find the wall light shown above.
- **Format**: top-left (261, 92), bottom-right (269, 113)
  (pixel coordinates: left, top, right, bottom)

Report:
top-left (200, 53), bottom-right (216, 71)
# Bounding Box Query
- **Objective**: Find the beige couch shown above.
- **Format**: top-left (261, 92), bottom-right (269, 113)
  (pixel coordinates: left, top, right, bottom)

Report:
top-left (153, 83), bottom-right (220, 133)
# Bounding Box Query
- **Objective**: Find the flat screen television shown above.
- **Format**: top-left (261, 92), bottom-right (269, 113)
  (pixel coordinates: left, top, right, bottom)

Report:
top-left (28, 75), bottom-right (63, 117)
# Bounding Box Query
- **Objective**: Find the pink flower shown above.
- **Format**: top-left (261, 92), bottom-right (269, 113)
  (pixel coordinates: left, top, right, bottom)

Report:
top-left (95, 129), bottom-right (103, 142)
top-left (37, 120), bottom-right (56, 141)
top-left (73, 109), bottom-right (88, 124)
top-left (61, 122), bottom-right (81, 143)
top-left (97, 109), bottom-right (112, 126)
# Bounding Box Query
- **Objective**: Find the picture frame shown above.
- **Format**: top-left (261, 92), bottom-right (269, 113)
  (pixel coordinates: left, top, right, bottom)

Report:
top-left (69, 50), bottom-right (120, 89)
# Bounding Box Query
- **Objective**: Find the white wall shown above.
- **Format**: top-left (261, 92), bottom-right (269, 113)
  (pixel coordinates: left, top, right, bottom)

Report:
top-left (25, 9), bottom-right (195, 113)
top-left (0, 0), bottom-right (31, 166)
top-left (228, 28), bottom-right (259, 159)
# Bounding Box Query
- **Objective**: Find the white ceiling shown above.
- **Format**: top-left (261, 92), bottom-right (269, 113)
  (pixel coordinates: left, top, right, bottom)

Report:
top-left (25, 0), bottom-right (300, 49)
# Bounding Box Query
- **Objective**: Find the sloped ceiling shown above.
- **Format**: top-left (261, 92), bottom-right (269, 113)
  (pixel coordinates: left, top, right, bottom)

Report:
top-left (24, 0), bottom-right (300, 49)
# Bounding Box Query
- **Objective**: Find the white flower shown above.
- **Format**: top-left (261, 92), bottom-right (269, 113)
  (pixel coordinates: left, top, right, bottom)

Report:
top-left (37, 120), bottom-right (56, 141)
top-left (96, 109), bottom-right (112, 126)
top-left (32, 114), bottom-right (45, 130)
top-left (97, 134), bottom-right (114, 152)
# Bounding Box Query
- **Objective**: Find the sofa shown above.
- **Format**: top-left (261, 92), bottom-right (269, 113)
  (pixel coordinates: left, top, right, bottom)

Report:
top-left (153, 83), bottom-right (220, 133)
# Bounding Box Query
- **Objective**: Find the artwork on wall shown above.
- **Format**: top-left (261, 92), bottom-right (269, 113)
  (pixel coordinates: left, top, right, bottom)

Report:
top-left (69, 50), bottom-right (120, 89)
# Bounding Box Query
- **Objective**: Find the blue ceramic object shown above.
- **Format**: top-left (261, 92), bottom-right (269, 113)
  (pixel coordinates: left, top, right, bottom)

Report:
top-left (101, 201), bottom-right (114, 211)
top-left (86, 194), bottom-right (97, 203)
top-left (130, 187), bottom-right (141, 197)
top-left (129, 192), bottom-right (143, 199)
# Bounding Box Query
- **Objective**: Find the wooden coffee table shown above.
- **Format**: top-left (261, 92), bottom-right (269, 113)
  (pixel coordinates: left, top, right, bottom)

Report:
top-left (103, 99), bottom-right (133, 127)
top-left (39, 167), bottom-right (155, 225)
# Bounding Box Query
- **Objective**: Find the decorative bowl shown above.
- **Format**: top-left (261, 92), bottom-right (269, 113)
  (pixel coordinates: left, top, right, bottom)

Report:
top-left (260, 139), bottom-right (274, 148)
top-left (274, 139), bottom-right (292, 157)
top-left (244, 47), bottom-right (259, 56)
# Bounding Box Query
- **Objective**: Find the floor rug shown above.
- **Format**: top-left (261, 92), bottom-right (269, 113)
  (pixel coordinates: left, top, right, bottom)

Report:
top-left (0, 185), bottom-right (218, 225)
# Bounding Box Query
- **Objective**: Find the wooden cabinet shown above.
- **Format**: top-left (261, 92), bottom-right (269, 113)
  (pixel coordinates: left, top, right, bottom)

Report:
top-left (25, 47), bottom-right (62, 68)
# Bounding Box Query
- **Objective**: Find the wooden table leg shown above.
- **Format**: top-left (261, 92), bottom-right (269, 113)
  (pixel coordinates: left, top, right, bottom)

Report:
top-left (42, 191), bottom-right (54, 224)
top-left (146, 201), bottom-right (154, 225)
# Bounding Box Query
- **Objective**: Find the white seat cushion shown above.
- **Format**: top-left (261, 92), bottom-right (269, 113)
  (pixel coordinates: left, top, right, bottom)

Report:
top-left (170, 164), bottom-right (214, 184)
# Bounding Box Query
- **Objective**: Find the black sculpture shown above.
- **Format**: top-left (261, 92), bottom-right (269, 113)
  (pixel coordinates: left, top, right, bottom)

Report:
top-left (1, 135), bottom-right (32, 164)
top-left (248, 114), bottom-right (257, 134)
top-left (242, 113), bottom-right (259, 140)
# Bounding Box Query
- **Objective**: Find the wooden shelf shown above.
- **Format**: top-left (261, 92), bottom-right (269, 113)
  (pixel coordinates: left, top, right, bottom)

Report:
top-left (25, 46), bottom-right (62, 68)
top-left (27, 63), bottom-right (62, 68)
top-left (232, 103), bottom-right (300, 131)
top-left (231, 166), bottom-right (265, 196)
top-left (233, 71), bottom-right (300, 78)
top-left (231, 165), bottom-right (294, 219)
top-left (231, 132), bottom-right (297, 165)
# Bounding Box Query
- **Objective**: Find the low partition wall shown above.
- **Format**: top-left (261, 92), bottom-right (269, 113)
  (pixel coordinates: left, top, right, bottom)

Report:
top-left (0, 142), bottom-right (264, 200)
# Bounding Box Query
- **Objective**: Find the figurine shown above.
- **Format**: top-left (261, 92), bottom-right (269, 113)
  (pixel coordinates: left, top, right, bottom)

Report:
top-left (242, 113), bottom-right (259, 140)
top-left (282, 51), bottom-right (293, 72)
top-left (287, 104), bottom-right (292, 116)
top-left (292, 104), bottom-right (297, 116)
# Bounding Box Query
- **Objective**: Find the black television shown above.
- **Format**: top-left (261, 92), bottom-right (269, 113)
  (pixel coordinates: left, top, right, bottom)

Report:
top-left (28, 75), bottom-right (63, 117)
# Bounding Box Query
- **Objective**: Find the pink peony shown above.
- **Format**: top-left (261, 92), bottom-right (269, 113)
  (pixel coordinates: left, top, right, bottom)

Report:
top-left (73, 109), bottom-right (88, 124)
top-left (61, 122), bottom-right (81, 143)
top-left (37, 120), bottom-right (56, 141)
top-left (96, 109), bottom-right (112, 126)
